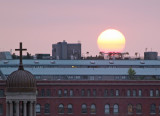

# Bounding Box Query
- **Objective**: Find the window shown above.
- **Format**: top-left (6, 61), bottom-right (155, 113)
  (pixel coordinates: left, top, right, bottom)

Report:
top-left (67, 104), bottom-right (73, 113)
top-left (127, 90), bottom-right (131, 96)
top-left (105, 104), bottom-right (110, 114)
top-left (81, 89), bottom-right (85, 96)
top-left (93, 89), bottom-right (96, 96)
top-left (70, 90), bottom-right (73, 96)
top-left (138, 90), bottom-right (142, 96)
top-left (46, 89), bottom-right (51, 96)
top-left (116, 90), bottom-right (119, 96)
top-left (0, 90), bottom-right (4, 97)
top-left (136, 104), bottom-right (142, 113)
top-left (41, 89), bottom-right (45, 96)
top-left (58, 89), bottom-right (62, 97)
top-left (133, 90), bottom-right (136, 96)
top-left (90, 104), bottom-right (96, 114)
top-left (150, 90), bottom-right (153, 97)
top-left (36, 104), bottom-right (41, 113)
top-left (64, 89), bottom-right (68, 97)
top-left (87, 89), bottom-right (91, 97)
top-left (156, 90), bottom-right (159, 97)
top-left (81, 104), bottom-right (87, 113)
top-left (0, 104), bottom-right (3, 114)
top-left (150, 104), bottom-right (156, 113)
top-left (58, 104), bottom-right (64, 113)
top-left (110, 89), bottom-right (114, 96)
top-left (128, 104), bottom-right (133, 114)
top-left (44, 104), bottom-right (50, 113)
top-left (113, 104), bottom-right (119, 114)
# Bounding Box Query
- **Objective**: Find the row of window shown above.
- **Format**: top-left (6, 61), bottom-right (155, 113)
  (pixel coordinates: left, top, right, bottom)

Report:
top-left (0, 103), bottom-right (159, 114)
top-left (35, 103), bottom-right (160, 114)
top-left (38, 89), bottom-right (160, 97)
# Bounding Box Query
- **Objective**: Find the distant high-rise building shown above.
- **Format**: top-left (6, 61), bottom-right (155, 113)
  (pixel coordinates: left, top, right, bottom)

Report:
top-left (52, 40), bottom-right (81, 60)
top-left (35, 54), bottom-right (50, 59)
top-left (0, 51), bottom-right (12, 60)
top-left (144, 52), bottom-right (158, 60)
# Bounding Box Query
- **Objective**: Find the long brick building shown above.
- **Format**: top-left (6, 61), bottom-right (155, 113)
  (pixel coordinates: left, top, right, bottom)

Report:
top-left (0, 80), bottom-right (160, 115)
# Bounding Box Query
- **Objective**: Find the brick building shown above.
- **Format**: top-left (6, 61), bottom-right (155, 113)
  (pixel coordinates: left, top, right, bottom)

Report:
top-left (0, 80), bottom-right (160, 116)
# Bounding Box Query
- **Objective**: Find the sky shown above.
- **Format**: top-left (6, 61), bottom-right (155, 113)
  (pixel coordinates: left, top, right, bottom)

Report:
top-left (0, 0), bottom-right (160, 57)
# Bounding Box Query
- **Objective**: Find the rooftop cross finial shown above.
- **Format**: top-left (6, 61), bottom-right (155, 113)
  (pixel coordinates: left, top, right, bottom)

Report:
top-left (15, 42), bottom-right (27, 70)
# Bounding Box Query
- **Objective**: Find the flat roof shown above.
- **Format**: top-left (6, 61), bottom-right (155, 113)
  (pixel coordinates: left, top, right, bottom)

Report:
top-left (1, 68), bottom-right (160, 76)
top-left (1, 59), bottom-right (160, 66)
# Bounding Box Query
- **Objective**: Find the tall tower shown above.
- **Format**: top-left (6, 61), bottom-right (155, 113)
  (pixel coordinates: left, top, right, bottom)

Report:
top-left (5, 42), bottom-right (37, 116)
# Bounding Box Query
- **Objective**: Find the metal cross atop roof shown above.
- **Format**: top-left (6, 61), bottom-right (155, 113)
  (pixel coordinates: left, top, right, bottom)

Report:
top-left (15, 42), bottom-right (27, 70)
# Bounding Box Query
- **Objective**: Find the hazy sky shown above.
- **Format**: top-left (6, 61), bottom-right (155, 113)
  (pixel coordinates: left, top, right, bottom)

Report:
top-left (0, 0), bottom-right (160, 57)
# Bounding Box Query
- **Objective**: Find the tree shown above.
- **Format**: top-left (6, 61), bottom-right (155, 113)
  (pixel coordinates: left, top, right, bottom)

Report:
top-left (135, 52), bottom-right (138, 59)
top-left (12, 53), bottom-right (17, 59)
top-left (128, 68), bottom-right (136, 80)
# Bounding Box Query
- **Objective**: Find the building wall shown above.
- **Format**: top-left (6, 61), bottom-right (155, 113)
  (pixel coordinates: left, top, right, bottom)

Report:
top-left (0, 80), bottom-right (160, 116)
top-left (52, 41), bottom-right (81, 60)
top-left (144, 52), bottom-right (158, 60)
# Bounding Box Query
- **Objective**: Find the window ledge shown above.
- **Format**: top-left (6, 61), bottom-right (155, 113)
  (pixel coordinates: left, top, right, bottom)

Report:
top-left (44, 113), bottom-right (50, 115)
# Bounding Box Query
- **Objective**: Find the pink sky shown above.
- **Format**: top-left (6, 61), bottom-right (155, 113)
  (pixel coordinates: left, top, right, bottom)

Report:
top-left (0, 0), bottom-right (160, 57)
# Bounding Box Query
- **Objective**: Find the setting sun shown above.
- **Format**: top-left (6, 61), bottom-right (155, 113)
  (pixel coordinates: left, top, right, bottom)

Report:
top-left (97, 29), bottom-right (126, 53)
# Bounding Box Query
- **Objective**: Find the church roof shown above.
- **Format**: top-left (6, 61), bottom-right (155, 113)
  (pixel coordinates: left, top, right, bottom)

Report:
top-left (6, 69), bottom-right (36, 92)
top-left (6, 42), bottom-right (36, 92)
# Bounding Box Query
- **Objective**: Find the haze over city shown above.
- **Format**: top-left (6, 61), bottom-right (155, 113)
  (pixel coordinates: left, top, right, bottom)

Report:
top-left (0, 0), bottom-right (160, 57)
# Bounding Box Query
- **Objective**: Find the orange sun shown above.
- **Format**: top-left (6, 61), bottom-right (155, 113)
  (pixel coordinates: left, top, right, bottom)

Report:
top-left (97, 29), bottom-right (126, 53)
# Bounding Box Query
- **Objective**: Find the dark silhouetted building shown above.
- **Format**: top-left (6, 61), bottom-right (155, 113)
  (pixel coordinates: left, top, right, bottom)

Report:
top-left (144, 52), bottom-right (158, 60)
top-left (35, 54), bottom-right (50, 59)
top-left (52, 40), bottom-right (81, 60)
top-left (0, 52), bottom-right (12, 60)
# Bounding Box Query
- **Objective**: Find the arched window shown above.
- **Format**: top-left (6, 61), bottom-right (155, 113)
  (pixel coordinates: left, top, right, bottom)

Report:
top-left (127, 90), bottom-right (131, 96)
top-left (116, 90), bottom-right (119, 96)
top-left (58, 104), bottom-right (64, 113)
top-left (138, 90), bottom-right (142, 96)
top-left (150, 104), bottom-right (156, 113)
top-left (104, 89), bottom-right (108, 97)
top-left (81, 104), bottom-right (87, 113)
top-left (0, 90), bottom-right (4, 97)
top-left (104, 104), bottom-right (110, 114)
top-left (133, 90), bottom-right (136, 96)
top-left (44, 104), bottom-right (50, 113)
top-left (113, 104), bottom-right (119, 113)
top-left (90, 104), bottom-right (96, 114)
top-left (156, 90), bottom-right (159, 97)
top-left (81, 89), bottom-right (85, 96)
top-left (128, 104), bottom-right (133, 114)
top-left (110, 89), bottom-right (114, 96)
top-left (68, 104), bottom-right (73, 113)
top-left (64, 89), bottom-right (68, 96)
top-left (36, 104), bottom-right (41, 113)
top-left (136, 104), bottom-right (142, 113)
top-left (41, 89), bottom-right (45, 96)
top-left (150, 90), bottom-right (154, 97)
top-left (70, 90), bottom-right (74, 96)
top-left (46, 89), bottom-right (51, 96)
top-left (93, 89), bottom-right (96, 96)
top-left (87, 89), bottom-right (91, 96)
top-left (58, 89), bottom-right (62, 97)
top-left (0, 104), bottom-right (3, 114)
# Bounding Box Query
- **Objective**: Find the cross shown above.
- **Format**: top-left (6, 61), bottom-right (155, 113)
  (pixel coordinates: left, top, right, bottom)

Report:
top-left (15, 42), bottom-right (27, 70)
